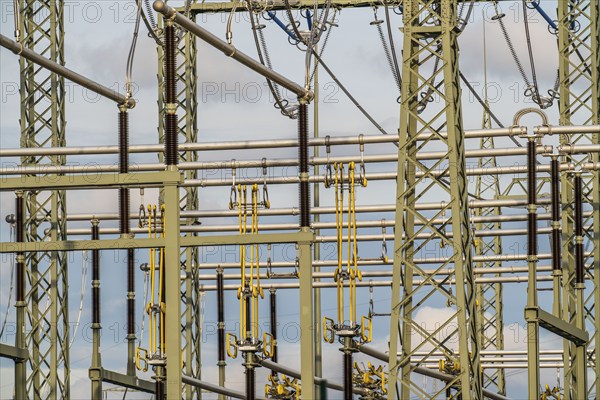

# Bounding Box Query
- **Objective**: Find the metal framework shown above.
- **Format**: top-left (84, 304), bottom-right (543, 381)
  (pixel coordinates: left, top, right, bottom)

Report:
top-left (0, 1), bottom-right (599, 399)
top-left (557, 2), bottom-right (600, 399)
top-left (388, 1), bottom-right (480, 399)
top-left (18, 0), bottom-right (70, 398)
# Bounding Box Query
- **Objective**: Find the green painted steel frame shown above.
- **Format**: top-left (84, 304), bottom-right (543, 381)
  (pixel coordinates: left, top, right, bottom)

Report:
top-left (387, 1), bottom-right (481, 399)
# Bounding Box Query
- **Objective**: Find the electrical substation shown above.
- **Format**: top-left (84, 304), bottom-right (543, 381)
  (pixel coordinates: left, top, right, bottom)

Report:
top-left (0, 0), bottom-right (598, 399)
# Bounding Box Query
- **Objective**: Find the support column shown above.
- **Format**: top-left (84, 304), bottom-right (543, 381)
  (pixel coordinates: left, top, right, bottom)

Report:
top-left (15, 191), bottom-right (26, 400)
top-left (388, 1), bottom-right (480, 398)
top-left (164, 179), bottom-right (182, 399)
top-left (299, 238), bottom-right (315, 398)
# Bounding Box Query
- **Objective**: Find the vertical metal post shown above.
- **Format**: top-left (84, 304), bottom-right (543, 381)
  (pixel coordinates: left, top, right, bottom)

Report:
top-left (217, 266), bottom-right (226, 398)
top-left (388, 1), bottom-right (480, 398)
top-left (299, 239), bottom-right (315, 398)
top-left (524, 138), bottom-right (540, 399)
top-left (164, 179), bottom-right (182, 399)
top-left (312, 44), bottom-right (323, 390)
top-left (90, 218), bottom-right (102, 399)
top-left (15, 191), bottom-right (26, 400)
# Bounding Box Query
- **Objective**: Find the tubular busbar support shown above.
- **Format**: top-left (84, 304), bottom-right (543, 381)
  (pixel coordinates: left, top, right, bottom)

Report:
top-left (524, 137), bottom-right (540, 399)
top-left (217, 267), bottom-right (226, 399)
top-left (549, 155), bottom-right (562, 317)
top-left (14, 191), bottom-right (26, 400)
top-left (90, 218), bottom-right (102, 398)
top-left (573, 172), bottom-right (588, 395)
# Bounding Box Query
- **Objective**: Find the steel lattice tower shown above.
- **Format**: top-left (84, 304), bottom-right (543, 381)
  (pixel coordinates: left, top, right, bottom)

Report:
top-left (18, 0), bottom-right (70, 398)
top-left (557, 2), bottom-right (600, 399)
top-left (475, 100), bottom-right (505, 394)
top-left (387, 0), bottom-right (481, 398)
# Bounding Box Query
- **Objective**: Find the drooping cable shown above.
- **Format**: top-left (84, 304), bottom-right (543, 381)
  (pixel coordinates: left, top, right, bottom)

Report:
top-left (249, 9), bottom-right (297, 118)
top-left (381, 0), bottom-right (402, 90)
top-left (311, 51), bottom-right (392, 138)
top-left (69, 250), bottom-right (88, 348)
top-left (372, 8), bottom-right (400, 93)
top-left (521, 0), bottom-right (541, 105)
top-left (493, 2), bottom-right (530, 86)
top-left (125, 0), bottom-right (143, 99)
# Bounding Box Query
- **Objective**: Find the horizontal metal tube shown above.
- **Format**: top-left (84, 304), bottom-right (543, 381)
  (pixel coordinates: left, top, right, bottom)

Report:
top-left (62, 211), bottom-right (595, 235)
top-left (6, 165), bottom-right (592, 187)
top-left (0, 128), bottom-right (528, 157)
top-left (197, 251), bottom-right (589, 269)
top-left (64, 225), bottom-right (578, 240)
top-left (0, 148), bottom-right (562, 175)
top-left (35, 198), bottom-right (551, 222)
top-left (0, 34), bottom-right (135, 108)
top-left (153, 0), bottom-right (312, 100)
top-left (198, 267), bottom-right (556, 281)
top-left (535, 124), bottom-right (600, 135)
top-left (195, 274), bottom-right (564, 291)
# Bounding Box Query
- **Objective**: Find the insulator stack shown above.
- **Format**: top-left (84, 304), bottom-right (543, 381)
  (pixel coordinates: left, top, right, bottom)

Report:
top-left (298, 102), bottom-right (310, 228)
top-left (574, 174), bottom-right (584, 285)
top-left (164, 24), bottom-right (178, 167)
top-left (550, 157), bottom-right (561, 271)
top-left (217, 268), bottom-right (225, 365)
top-left (270, 288), bottom-right (278, 368)
top-left (92, 221), bottom-right (100, 325)
top-left (15, 193), bottom-right (24, 303)
top-left (527, 140), bottom-right (537, 258)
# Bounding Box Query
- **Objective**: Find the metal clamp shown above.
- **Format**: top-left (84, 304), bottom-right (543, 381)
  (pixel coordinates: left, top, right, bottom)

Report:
top-left (360, 315), bottom-right (372, 343)
top-left (135, 347), bottom-right (149, 372)
top-left (323, 317), bottom-right (335, 343)
top-left (226, 333), bottom-right (238, 359)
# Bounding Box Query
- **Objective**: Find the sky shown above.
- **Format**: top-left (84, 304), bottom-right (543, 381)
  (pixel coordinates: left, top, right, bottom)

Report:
top-left (0, 0), bottom-right (596, 399)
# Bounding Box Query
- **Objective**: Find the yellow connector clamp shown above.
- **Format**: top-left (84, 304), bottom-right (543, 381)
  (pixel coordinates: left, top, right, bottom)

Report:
top-left (323, 317), bottom-right (335, 343)
top-left (135, 347), bottom-right (148, 372)
top-left (226, 333), bottom-right (238, 359)
top-left (263, 332), bottom-right (275, 358)
top-left (361, 315), bottom-right (372, 343)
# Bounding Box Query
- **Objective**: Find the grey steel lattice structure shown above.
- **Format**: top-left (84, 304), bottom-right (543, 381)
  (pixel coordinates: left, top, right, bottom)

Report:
top-left (1, 0), bottom-right (600, 399)
top-left (474, 98), bottom-right (505, 394)
top-left (18, 0), bottom-right (70, 398)
top-left (557, 2), bottom-right (600, 399)
top-left (387, 0), bottom-right (481, 398)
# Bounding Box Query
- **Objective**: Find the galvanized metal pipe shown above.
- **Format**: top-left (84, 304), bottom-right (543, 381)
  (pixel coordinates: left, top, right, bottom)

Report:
top-left (52, 198), bottom-right (551, 222)
top-left (0, 34), bottom-right (135, 108)
top-left (152, 0), bottom-right (312, 101)
top-left (196, 274), bottom-right (571, 291)
top-left (0, 127), bottom-right (535, 157)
